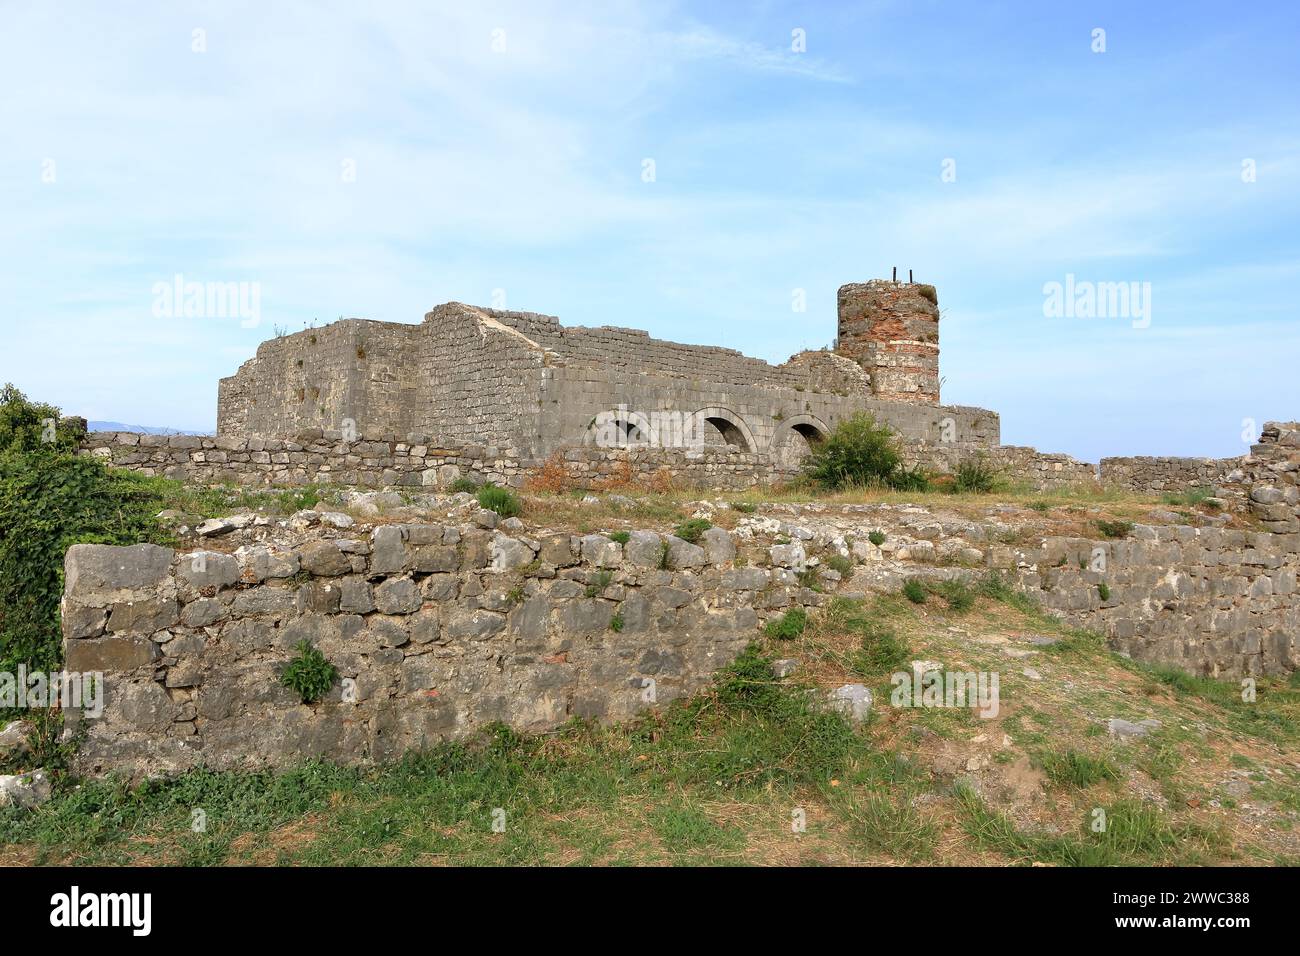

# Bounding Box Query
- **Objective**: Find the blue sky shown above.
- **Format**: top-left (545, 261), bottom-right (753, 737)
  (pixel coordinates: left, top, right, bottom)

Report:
top-left (2, 0), bottom-right (1296, 461)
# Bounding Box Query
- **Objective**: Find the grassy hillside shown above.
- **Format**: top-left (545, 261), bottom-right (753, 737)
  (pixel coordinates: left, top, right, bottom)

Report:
top-left (4, 585), bottom-right (1296, 866)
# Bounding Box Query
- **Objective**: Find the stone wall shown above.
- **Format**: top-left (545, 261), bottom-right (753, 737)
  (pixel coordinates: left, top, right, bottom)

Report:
top-left (61, 520), bottom-right (802, 774)
top-left (82, 430), bottom-right (1092, 493)
top-left (1099, 455), bottom-right (1240, 493)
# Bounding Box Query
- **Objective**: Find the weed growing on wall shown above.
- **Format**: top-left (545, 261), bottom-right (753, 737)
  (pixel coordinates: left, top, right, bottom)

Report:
top-left (280, 641), bottom-right (338, 704)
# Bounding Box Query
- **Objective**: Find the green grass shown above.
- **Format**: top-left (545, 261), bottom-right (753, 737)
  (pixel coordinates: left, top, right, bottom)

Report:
top-left (1038, 750), bottom-right (1121, 789)
top-left (0, 646), bottom-right (868, 865)
top-left (902, 578), bottom-right (927, 604)
top-left (765, 607), bottom-right (808, 640)
top-left (477, 483), bottom-right (521, 518)
top-left (954, 784), bottom-right (1225, 866)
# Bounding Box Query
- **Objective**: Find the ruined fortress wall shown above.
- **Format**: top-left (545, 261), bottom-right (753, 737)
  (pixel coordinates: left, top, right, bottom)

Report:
top-left (79, 427), bottom-right (1102, 495)
top-left (1023, 527), bottom-right (1300, 678)
top-left (61, 525), bottom-right (774, 774)
top-left (217, 320), bottom-right (425, 440)
top-left (836, 281), bottom-right (941, 404)
top-left (1099, 455), bottom-right (1242, 493)
top-left (416, 303), bottom-right (548, 451)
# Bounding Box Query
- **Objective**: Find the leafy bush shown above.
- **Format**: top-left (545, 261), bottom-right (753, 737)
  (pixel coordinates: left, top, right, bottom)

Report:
top-left (280, 640), bottom-right (338, 704)
top-left (673, 518), bottom-right (712, 543)
top-left (477, 483), bottom-right (521, 517)
top-left (902, 578), bottom-right (928, 604)
top-left (868, 530), bottom-right (886, 547)
top-left (729, 501), bottom-right (757, 514)
top-left (1098, 582), bottom-right (1111, 601)
top-left (1096, 520), bottom-right (1134, 539)
top-left (608, 530), bottom-right (630, 544)
top-left (609, 611), bottom-right (625, 633)
top-left (800, 414), bottom-right (927, 491)
top-left (1, 389), bottom-right (170, 688)
top-left (448, 477), bottom-right (479, 494)
top-left (764, 608), bottom-right (807, 640)
top-left (951, 455), bottom-right (1000, 494)
top-left (0, 384), bottom-right (82, 454)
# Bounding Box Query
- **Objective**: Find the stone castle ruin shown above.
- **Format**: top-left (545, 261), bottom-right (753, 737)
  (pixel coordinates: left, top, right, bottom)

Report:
top-left (67, 279), bottom-right (1300, 774)
top-left (216, 279), bottom-right (996, 472)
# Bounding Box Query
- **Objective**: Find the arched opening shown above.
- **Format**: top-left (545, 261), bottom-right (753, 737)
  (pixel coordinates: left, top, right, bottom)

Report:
top-left (583, 409), bottom-right (653, 448)
top-left (771, 414), bottom-right (830, 467)
top-left (694, 407), bottom-right (756, 453)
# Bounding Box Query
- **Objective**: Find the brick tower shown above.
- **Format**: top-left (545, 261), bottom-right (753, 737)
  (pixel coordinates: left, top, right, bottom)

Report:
top-left (835, 279), bottom-right (940, 404)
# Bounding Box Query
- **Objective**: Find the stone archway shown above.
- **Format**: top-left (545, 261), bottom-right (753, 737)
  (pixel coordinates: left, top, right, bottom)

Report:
top-left (583, 408), bottom-right (655, 448)
top-left (694, 406), bottom-right (756, 452)
top-left (771, 413), bottom-right (830, 467)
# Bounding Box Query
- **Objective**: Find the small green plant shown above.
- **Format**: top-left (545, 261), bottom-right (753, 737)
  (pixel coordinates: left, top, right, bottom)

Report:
top-left (673, 518), bottom-right (712, 543)
top-left (868, 530), bottom-right (886, 547)
top-left (1028, 500), bottom-right (1052, 512)
top-left (929, 577), bottom-right (975, 612)
top-left (585, 569), bottom-right (614, 598)
top-left (608, 530), bottom-right (631, 544)
top-left (796, 567), bottom-right (822, 591)
top-left (1098, 582), bottom-right (1111, 601)
top-left (610, 611), bottom-right (625, 633)
top-left (505, 585), bottom-right (525, 605)
top-left (448, 477), bottom-right (480, 494)
top-left (730, 501), bottom-right (757, 514)
top-left (1096, 519), bottom-right (1134, 539)
top-left (656, 539), bottom-right (671, 570)
top-left (280, 640), bottom-right (338, 704)
top-left (951, 455), bottom-right (1000, 494)
top-left (824, 554), bottom-right (853, 578)
top-left (902, 578), bottom-right (928, 604)
top-left (765, 607), bottom-right (807, 640)
top-left (477, 483), bottom-right (522, 518)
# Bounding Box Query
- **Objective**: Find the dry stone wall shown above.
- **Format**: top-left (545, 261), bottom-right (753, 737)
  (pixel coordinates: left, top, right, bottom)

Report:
top-left (82, 430), bottom-right (1093, 493)
top-left (62, 518), bottom-right (812, 775)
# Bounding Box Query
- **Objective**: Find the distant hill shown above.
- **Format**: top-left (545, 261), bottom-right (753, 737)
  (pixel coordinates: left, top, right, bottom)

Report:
top-left (87, 421), bottom-right (211, 436)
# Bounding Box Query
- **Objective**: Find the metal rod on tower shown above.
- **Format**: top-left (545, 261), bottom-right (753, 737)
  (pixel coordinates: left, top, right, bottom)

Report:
top-left (909, 269), bottom-right (913, 283)
top-left (892, 267), bottom-right (897, 282)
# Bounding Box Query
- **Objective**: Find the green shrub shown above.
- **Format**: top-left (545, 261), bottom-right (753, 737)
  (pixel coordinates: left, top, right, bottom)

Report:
top-left (800, 414), bottom-right (925, 491)
top-left (902, 578), bottom-right (928, 604)
top-left (477, 483), bottom-right (521, 517)
top-left (824, 554), bottom-right (853, 578)
top-left (610, 611), bottom-right (625, 633)
top-left (868, 530), bottom-right (886, 547)
top-left (608, 530), bottom-right (631, 544)
top-left (729, 501), bottom-right (757, 514)
top-left (0, 383), bottom-right (82, 454)
top-left (1096, 519), bottom-right (1134, 539)
top-left (447, 477), bottom-right (479, 494)
top-left (1098, 582), bottom-right (1111, 601)
top-left (0, 389), bottom-right (170, 689)
top-left (929, 577), bottom-right (975, 612)
top-left (279, 640), bottom-right (338, 704)
top-left (764, 608), bottom-right (807, 640)
top-left (952, 455), bottom-right (1000, 494)
top-left (673, 518), bottom-right (712, 543)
